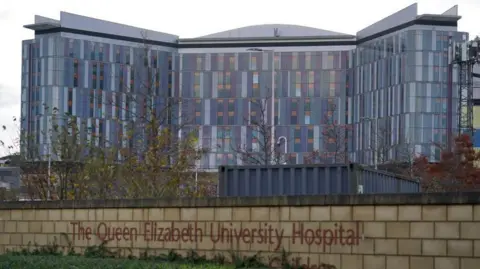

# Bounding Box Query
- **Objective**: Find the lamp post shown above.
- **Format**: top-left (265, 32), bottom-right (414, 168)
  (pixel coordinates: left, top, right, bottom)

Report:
top-left (360, 117), bottom-right (378, 169)
top-left (247, 48), bottom-right (276, 164)
top-left (277, 136), bottom-right (287, 164)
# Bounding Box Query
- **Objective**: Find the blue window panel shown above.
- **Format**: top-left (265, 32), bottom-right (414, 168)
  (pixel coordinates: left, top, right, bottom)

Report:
top-left (474, 129), bottom-right (480, 148)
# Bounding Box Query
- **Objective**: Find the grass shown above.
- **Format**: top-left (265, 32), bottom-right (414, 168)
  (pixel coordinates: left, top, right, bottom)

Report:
top-left (0, 255), bottom-right (233, 269)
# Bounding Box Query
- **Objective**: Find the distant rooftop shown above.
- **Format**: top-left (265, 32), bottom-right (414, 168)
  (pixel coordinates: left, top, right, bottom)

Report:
top-left (197, 24), bottom-right (352, 39)
top-left (23, 3), bottom-right (462, 44)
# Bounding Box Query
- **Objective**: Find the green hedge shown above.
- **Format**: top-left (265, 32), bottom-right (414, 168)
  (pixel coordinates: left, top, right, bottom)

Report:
top-left (0, 240), bottom-right (317, 269)
top-left (0, 255), bottom-right (231, 269)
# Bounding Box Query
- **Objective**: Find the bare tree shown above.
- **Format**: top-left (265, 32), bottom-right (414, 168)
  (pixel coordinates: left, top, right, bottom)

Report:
top-left (306, 101), bottom-right (350, 164)
top-left (231, 89), bottom-right (284, 166)
top-left (105, 31), bottom-right (208, 198)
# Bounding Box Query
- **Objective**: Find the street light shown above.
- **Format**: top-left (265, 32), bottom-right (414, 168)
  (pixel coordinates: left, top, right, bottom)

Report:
top-left (277, 136), bottom-right (287, 165)
top-left (360, 117), bottom-right (378, 169)
top-left (247, 48), bottom-right (276, 163)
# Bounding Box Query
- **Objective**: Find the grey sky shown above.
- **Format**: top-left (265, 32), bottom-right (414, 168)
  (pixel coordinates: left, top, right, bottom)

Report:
top-left (0, 0), bottom-right (479, 156)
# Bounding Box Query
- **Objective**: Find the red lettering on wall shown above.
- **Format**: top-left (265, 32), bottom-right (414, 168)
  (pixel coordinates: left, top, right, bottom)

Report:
top-left (68, 221), bottom-right (361, 253)
top-left (95, 222), bottom-right (138, 242)
top-left (292, 222), bottom-right (360, 252)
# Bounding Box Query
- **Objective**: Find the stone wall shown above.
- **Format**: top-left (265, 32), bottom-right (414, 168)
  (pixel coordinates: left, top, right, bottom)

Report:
top-left (0, 193), bottom-right (480, 269)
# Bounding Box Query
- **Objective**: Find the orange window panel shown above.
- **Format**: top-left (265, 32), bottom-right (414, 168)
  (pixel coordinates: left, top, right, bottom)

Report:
top-left (295, 138), bottom-right (301, 143)
top-left (195, 112), bottom-right (201, 116)
top-left (217, 112), bottom-right (223, 116)
top-left (253, 84), bottom-right (259, 89)
top-left (228, 112), bottom-right (234, 116)
top-left (292, 111), bottom-right (297, 116)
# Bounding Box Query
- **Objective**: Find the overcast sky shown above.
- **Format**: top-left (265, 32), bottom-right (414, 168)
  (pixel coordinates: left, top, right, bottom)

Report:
top-left (0, 0), bottom-right (479, 156)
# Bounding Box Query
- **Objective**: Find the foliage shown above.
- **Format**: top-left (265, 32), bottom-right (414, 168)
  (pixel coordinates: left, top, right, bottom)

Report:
top-left (413, 134), bottom-right (480, 191)
top-left (305, 102), bottom-right (350, 164)
top-left (0, 255), bottom-right (233, 269)
top-left (231, 92), bottom-right (286, 166)
top-left (3, 241), bottom-right (337, 269)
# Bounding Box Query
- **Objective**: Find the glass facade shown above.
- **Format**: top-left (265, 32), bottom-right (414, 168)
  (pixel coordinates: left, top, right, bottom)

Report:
top-left (180, 51), bottom-right (348, 168)
top-left (21, 27), bottom-right (468, 168)
top-left (352, 29), bottom-right (466, 164)
top-left (21, 34), bottom-right (176, 159)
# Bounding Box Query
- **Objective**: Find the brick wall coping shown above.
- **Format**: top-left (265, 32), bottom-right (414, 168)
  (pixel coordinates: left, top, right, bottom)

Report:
top-left (1, 192), bottom-right (480, 209)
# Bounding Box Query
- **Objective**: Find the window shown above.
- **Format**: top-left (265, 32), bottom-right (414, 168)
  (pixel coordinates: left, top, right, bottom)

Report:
top-left (251, 57), bottom-right (257, 70)
top-left (252, 132), bottom-right (259, 152)
top-left (97, 89), bottom-right (103, 109)
top-left (126, 50), bottom-right (130, 65)
top-left (68, 40), bottom-right (74, 57)
top-left (116, 48), bottom-right (121, 63)
top-left (225, 72), bottom-right (231, 91)
top-left (228, 99), bottom-right (235, 125)
top-left (329, 83), bottom-right (336, 97)
top-left (250, 110), bottom-right (257, 124)
top-left (294, 126), bottom-right (301, 152)
top-left (90, 43), bottom-right (95, 60)
top-left (196, 57), bottom-right (202, 70)
top-left (119, 65), bottom-right (124, 92)
top-left (307, 126), bottom-right (314, 152)
top-left (217, 72), bottom-right (224, 96)
top-left (292, 53), bottom-right (298, 69)
top-left (168, 57), bottom-right (172, 70)
top-left (155, 70), bottom-right (161, 94)
top-left (308, 71), bottom-right (314, 96)
top-left (295, 71), bottom-right (301, 97)
top-left (291, 99), bottom-right (298, 124)
top-left (305, 54), bottom-right (311, 69)
top-left (92, 63), bottom-right (97, 89)
top-left (327, 55), bottom-right (334, 69)
top-left (99, 46), bottom-right (104, 61)
top-left (305, 99), bottom-right (311, 124)
top-left (194, 72), bottom-right (201, 97)
top-left (229, 56), bottom-right (235, 70)
top-left (130, 67), bottom-right (135, 92)
top-left (195, 99), bottom-right (202, 124)
top-left (274, 99), bottom-right (279, 125)
top-left (68, 88), bottom-right (73, 114)
top-left (217, 99), bottom-right (224, 124)
top-left (73, 59), bottom-right (79, 87)
top-left (89, 90), bottom-right (95, 117)
top-left (253, 72), bottom-right (259, 97)
top-left (329, 71), bottom-right (336, 83)
top-left (152, 55), bottom-right (158, 68)
top-left (217, 55), bottom-right (224, 70)
top-left (99, 64), bottom-right (104, 90)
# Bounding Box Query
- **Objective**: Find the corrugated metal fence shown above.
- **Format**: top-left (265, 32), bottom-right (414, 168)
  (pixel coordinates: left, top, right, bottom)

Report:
top-left (218, 164), bottom-right (420, 197)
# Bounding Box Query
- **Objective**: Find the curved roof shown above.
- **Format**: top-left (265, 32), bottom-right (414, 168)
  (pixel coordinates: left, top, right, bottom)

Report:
top-left (197, 24), bottom-right (351, 39)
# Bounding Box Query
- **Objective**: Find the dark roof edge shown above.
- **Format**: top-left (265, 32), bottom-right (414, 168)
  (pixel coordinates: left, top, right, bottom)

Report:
top-left (2, 192), bottom-right (480, 209)
top-left (32, 18), bottom-right (457, 49)
top-left (179, 35), bottom-right (356, 43)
